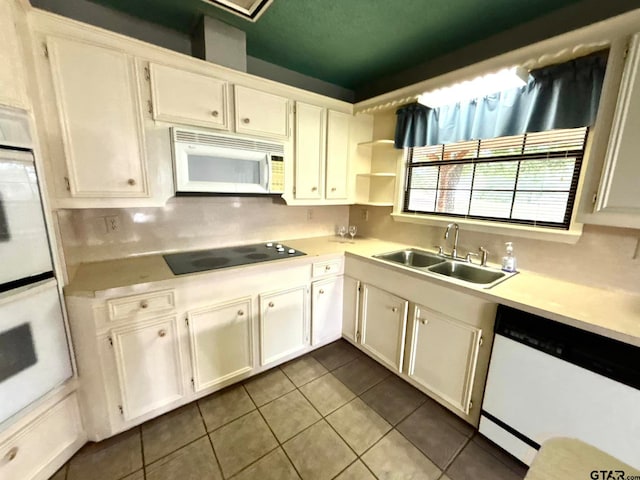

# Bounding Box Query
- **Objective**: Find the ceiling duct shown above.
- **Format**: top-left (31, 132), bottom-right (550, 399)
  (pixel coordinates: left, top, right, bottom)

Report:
top-left (191, 16), bottom-right (247, 72)
top-left (200, 0), bottom-right (274, 22)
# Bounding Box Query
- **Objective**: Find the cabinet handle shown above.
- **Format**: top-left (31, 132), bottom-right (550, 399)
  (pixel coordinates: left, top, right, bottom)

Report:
top-left (158, 329), bottom-right (166, 337)
top-left (237, 310), bottom-right (244, 316)
top-left (391, 307), bottom-right (398, 313)
top-left (418, 318), bottom-right (428, 325)
top-left (324, 265), bottom-right (331, 271)
top-left (311, 187), bottom-right (318, 192)
top-left (319, 289), bottom-right (325, 294)
top-left (212, 110), bottom-right (219, 117)
top-left (127, 178), bottom-right (136, 186)
top-left (268, 301), bottom-right (274, 308)
top-left (331, 187), bottom-right (336, 192)
top-left (140, 300), bottom-right (149, 309)
top-left (242, 118), bottom-right (250, 124)
top-left (7, 447), bottom-right (18, 461)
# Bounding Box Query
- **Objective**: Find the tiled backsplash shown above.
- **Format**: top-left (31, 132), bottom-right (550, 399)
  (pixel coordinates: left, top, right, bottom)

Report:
top-left (57, 196), bottom-right (349, 268)
top-left (350, 205), bottom-right (640, 295)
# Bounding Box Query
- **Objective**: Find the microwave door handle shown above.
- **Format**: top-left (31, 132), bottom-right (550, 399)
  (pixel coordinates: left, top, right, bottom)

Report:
top-left (264, 155), bottom-right (270, 192)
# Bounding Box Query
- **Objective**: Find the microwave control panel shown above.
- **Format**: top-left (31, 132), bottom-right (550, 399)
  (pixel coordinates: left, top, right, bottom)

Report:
top-left (270, 156), bottom-right (285, 193)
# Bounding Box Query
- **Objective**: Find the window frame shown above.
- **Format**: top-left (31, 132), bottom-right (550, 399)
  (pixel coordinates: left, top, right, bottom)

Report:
top-left (401, 129), bottom-right (589, 230)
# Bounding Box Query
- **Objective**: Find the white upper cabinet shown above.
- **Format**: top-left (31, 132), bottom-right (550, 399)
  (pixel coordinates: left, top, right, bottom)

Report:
top-left (295, 102), bottom-right (325, 200)
top-left (234, 85), bottom-right (290, 139)
top-left (293, 102), bottom-right (351, 204)
top-left (594, 32), bottom-right (640, 220)
top-left (407, 305), bottom-right (482, 414)
top-left (0, 1), bottom-right (28, 110)
top-left (149, 63), bottom-right (229, 130)
top-left (46, 36), bottom-right (149, 197)
top-left (325, 110), bottom-right (350, 200)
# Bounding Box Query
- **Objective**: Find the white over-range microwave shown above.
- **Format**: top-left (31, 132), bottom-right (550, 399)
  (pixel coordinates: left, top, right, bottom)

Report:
top-left (171, 127), bottom-right (285, 195)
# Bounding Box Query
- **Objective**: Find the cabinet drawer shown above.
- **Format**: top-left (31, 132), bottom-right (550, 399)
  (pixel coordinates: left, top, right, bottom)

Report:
top-left (107, 289), bottom-right (175, 321)
top-left (0, 394), bottom-right (83, 480)
top-left (312, 259), bottom-right (343, 278)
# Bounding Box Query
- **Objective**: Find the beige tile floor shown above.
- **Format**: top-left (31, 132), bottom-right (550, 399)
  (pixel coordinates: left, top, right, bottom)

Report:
top-left (50, 340), bottom-right (528, 480)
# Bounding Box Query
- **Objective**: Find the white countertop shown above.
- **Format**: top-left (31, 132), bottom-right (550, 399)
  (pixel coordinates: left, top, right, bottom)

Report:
top-left (64, 236), bottom-right (640, 347)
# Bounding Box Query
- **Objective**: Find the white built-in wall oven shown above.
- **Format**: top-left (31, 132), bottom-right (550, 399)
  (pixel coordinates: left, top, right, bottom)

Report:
top-left (0, 107), bottom-right (72, 425)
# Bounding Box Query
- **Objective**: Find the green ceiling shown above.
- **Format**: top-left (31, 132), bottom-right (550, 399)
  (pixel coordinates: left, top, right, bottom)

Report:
top-left (85, 0), bottom-right (583, 90)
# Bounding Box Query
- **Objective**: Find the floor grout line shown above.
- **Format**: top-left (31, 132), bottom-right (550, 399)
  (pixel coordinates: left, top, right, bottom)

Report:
top-left (244, 382), bottom-right (307, 480)
top-left (195, 400), bottom-right (226, 479)
top-left (138, 425), bottom-right (146, 480)
top-left (444, 434), bottom-right (474, 476)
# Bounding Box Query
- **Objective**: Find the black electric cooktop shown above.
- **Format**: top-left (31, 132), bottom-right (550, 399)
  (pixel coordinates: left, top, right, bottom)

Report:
top-left (163, 242), bottom-right (306, 275)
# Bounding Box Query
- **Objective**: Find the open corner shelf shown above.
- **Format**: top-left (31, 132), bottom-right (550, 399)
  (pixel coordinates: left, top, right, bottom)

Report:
top-left (356, 172), bottom-right (396, 178)
top-left (357, 139), bottom-right (395, 147)
top-left (355, 201), bottom-right (394, 207)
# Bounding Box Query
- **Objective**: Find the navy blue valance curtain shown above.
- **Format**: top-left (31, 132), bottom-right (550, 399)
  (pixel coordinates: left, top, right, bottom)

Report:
top-left (394, 52), bottom-right (607, 148)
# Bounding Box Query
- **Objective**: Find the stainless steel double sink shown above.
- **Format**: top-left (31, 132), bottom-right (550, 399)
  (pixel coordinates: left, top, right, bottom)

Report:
top-left (373, 248), bottom-right (517, 289)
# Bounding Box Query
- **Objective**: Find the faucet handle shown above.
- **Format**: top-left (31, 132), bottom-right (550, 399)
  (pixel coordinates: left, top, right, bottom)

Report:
top-left (433, 245), bottom-right (444, 255)
top-left (465, 252), bottom-right (479, 263)
top-left (478, 246), bottom-right (489, 266)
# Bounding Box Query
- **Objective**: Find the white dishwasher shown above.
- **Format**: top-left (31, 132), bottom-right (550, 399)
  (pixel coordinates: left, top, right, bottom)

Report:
top-left (479, 305), bottom-right (640, 469)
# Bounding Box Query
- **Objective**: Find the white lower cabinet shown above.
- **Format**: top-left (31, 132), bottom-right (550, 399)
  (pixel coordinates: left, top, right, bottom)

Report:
top-left (187, 297), bottom-right (253, 392)
top-left (342, 276), bottom-right (360, 343)
top-left (259, 285), bottom-right (309, 365)
top-left (0, 393), bottom-right (85, 480)
top-left (311, 276), bottom-right (344, 346)
top-left (407, 305), bottom-right (482, 414)
top-left (360, 284), bottom-right (408, 372)
top-left (110, 316), bottom-right (184, 421)
top-left (345, 256), bottom-right (496, 425)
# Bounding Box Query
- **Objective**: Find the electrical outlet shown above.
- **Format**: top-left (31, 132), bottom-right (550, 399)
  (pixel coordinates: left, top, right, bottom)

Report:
top-left (104, 215), bottom-right (120, 233)
top-left (362, 209), bottom-right (369, 221)
top-left (307, 208), bottom-right (313, 221)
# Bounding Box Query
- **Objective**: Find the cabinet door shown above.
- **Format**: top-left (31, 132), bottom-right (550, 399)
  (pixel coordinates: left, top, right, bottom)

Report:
top-left (0, 1), bottom-right (28, 109)
top-left (47, 37), bottom-right (148, 197)
top-left (187, 297), bottom-right (253, 392)
top-left (342, 276), bottom-right (360, 343)
top-left (325, 110), bottom-right (350, 200)
top-left (111, 317), bottom-right (183, 420)
top-left (149, 63), bottom-right (229, 130)
top-left (295, 102), bottom-right (325, 200)
top-left (407, 305), bottom-right (482, 414)
top-left (360, 284), bottom-right (408, 371)
top-left (596, 33), bottom-right (640, 216)
top-left (311, 276), bottom-right (343, 346)
top-left (234, 85), bottom-right (289, 139)
top-left (259, 285), bottom-right (308, 365)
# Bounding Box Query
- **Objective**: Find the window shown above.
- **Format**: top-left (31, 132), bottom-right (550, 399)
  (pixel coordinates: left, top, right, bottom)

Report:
top-left (403, 127), bottom-right (588, 229)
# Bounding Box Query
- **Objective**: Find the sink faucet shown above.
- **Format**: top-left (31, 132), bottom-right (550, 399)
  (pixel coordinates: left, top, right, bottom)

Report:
top-left (444, 223), bottom-right (460, 259)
